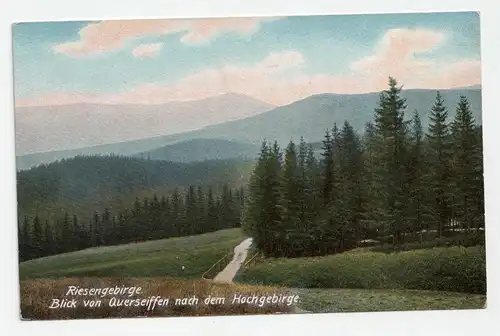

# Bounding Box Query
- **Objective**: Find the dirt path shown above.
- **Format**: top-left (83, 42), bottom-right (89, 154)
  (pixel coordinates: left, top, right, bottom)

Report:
top-left (212, 238), bottom-right (310, 314)
top-left (213, 237), bottom-right (253, 283)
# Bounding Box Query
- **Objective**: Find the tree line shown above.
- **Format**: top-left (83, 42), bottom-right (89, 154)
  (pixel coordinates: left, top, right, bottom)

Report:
top-left (19, 183), bottom-right (245, 261)
top-left (243, 77), bottom-right (484, 258)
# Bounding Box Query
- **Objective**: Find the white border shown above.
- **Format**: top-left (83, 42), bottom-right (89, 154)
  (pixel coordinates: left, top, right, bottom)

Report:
top-left (1, 1), bottom-right (498, 335)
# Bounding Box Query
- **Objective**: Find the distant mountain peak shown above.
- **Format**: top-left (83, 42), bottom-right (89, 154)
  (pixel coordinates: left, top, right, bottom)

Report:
top-left (15, 92), bottom-right (276, 157)
top-left (198, 92), bottom-right (275, 107)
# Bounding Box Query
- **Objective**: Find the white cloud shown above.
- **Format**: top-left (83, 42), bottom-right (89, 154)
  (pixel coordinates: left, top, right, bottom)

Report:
top-left (350, 28), bottom-right (447, 90)
top-left (132, 43), bottom-right (163, 58)
top-left (53, 17), bottom-right (279, 57)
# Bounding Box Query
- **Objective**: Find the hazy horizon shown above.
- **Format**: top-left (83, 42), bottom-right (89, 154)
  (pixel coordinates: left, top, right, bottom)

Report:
top-left (13, 12), bottom-right (481, 155)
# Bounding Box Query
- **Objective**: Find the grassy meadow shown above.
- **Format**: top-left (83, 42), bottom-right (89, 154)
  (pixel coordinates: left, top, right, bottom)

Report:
top-left (20, 227), bottom-right (487, 316)
top-left (234, 243), bottom-right (486, 312)
top-left (19, 229), bottom-right (244, 280)
top-left (20, 229), bottom-right (298, 319)
top-left (236, 245), bottom-right (486, 294)
top-left (293, 288), bottom-right (485, 313)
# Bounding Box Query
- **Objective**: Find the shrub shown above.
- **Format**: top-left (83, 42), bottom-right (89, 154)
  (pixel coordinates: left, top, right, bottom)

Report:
top-left (237, 246), bottom-right (486, 294)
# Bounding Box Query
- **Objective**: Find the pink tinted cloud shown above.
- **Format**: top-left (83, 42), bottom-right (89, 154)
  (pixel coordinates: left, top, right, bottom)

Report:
top-left (351, 28), bottom-right (447, 91)
top-left (407, 60), bottom-right (481, 89)
top-left (53, 17), bottom-right (278, 57)
top-left (20, 28), bottom-right (481, 107)
top-left (132, 43), bottom-right (163, 58)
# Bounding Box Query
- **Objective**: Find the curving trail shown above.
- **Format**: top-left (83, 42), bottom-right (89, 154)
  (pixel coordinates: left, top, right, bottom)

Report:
top-left (212, 237), bottom-right (311, 314)
top-left (213, 237), bottom-right (253, 283)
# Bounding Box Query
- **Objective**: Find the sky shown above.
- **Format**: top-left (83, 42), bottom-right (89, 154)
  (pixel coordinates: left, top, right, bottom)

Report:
top-left (12, 11), bottom-right (481, 107)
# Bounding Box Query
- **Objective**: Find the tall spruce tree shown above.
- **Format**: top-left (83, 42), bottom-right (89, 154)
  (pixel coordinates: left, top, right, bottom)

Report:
top-left (281, 140), bottom-right (302, 255)
top-left (243, 140), bottom-right (283, 257)
top-left (196, 186), bottom-right (206, 232)
top-left (221, 183), bottom-right (237, 228)
top-left (91, 211), bottom-right (100, 247)
top-left (267, 141), bottom-right (284, 256)
top-left (185, 186), bottom-right (197, 235)
top-left (32, 215), bottom-right (43, 258)
top-left (339, 121), bottom-right (365, 244)
top-left (242, 141), bottom-right (270, 248)
top-left (20, 217), bottom-right (31, 261)
top-left (372, 77), bottom-right (408, 247)
top-left (317, 126), bottom-right (343, 253)
top-left (43, 220), bottom-right (55, 256)
top-left (171, 187), bottom-right (184, 236)
top-left (320, 130), bottom-right (335, 205)
top-left (451, 95), bottom-right (484, 232)
top-left (206, 186), bottom-right (218, 231)
top-left (426, 91), bottom-right (453, 238)
top-left (406, 110), bottom-right (427, 242)
top-left (361, 122), bottom-right (379, 237)
top-left (297, 137), bottom-right (308, 224)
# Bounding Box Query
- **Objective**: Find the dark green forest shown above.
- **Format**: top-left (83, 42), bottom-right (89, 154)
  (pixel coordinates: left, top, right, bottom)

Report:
top-left (17, 156), bottom-right (253, 223)
top-left (19, 183), bottom-right (245, 261)
top-left (17, 155), bottom-right (254, 205)
top-left (243, 78), bottom-right (484, 257)
top-left (17, 77), bottom-right (484, 263)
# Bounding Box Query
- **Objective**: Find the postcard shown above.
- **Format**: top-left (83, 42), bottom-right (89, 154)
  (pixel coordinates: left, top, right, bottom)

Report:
top-left (13, 11), bottom-right (485, 320)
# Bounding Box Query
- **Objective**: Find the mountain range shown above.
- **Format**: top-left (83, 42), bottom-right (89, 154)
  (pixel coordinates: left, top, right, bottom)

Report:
top-left (15, 92), bottom-right (274, 155)
top-left (15, 87), bottom-right (482, 170)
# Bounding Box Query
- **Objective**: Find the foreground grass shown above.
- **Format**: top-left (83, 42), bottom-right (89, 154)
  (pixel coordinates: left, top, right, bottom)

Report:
top-left (20, 229), bottom-right (244, 280)
top-left (294, 288), bottom-right (486, 313)
top-left (237, 246), bottom-right (486, 294)
top-left (20, 277), bottom-right (294, 320)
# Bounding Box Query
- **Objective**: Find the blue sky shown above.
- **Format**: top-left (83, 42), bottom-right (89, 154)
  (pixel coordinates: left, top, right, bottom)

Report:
top-left (12, 11), bottom-right (481, 106)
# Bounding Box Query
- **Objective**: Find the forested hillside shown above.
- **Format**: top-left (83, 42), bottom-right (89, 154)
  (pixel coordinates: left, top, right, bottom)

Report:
top-left (243, 78), bottom-right (484, 257)
top-left (17, 155), bottom-right (254, 223)
top-left (19, 183), bottom-right (246, 261)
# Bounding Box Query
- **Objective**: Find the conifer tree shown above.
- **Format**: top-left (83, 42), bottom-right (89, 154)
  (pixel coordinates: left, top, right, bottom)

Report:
top-left (43, 220), bottom-right (55, 256)
top-left (266, 141), bottom-right (285, 256)
top-left (339, 121), bottom-right (365, 244)
top-left (297, 137), bottom-right (308, 222)
top-left (406, 110), bottom-right (427, 242)
top-left (451, 95), bottom-right (484, 232)
top-left (426, 91), bottom-right (453, 237)
top-left (281, 140), bottom-right (301, 255)
top-left (72, 214), bottom-right (82, 250)
top-left (60, 212), bottom-right (73, 252)
top-left (242, 141), bottom-right (283, 256)
top-left (91, 211), bottom-right (100, 247)
top-left (19, 217), bottom-right (31, 261)
top-left (320, 130), bottom-right (334, 205)
top-left (206, 186), bottom-right (218, 231)
top-left (32, 215), bottom-right (43, 258)
top-left (196, 186), bottom-right (206, 232)
top-left (372, 77), bottom-right (408, 247)
top-left (185, 186), bottom-right (197, 234)
top-left (361, 122), bottom-right (379, 237)
top-left (171, 187), bottom-right (184, 236)
top-left (101, 208), bottom-right (111, 244)
top-left (116, 212), bottom-right (126, 243)
top-left (221, 183), bottom-right (237, 228)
